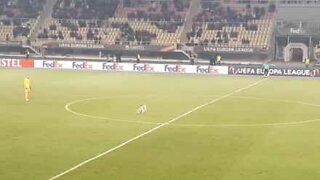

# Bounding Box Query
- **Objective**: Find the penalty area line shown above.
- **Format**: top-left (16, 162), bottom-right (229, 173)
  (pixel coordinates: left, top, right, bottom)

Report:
top-left (48, 78), bottom-right (267, 180)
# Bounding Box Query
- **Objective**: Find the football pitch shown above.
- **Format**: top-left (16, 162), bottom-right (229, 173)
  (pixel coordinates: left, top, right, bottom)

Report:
top-left (2, 69), bottom-right (320, 180)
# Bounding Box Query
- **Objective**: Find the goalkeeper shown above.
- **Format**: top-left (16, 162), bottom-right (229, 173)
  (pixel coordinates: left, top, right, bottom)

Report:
top-left (24, 75), bottom-right (31, 101)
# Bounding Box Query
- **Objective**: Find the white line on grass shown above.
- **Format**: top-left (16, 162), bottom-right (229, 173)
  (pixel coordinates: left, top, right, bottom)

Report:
top-left (174, 118), bottom-right (320, 128)
top-left (48, 78), bottom-right (267, 180)
top-left (65, 95), bottom-right (320, 126)
top-left (65, 97), bottom-right (161, 125)
top-left (65, 95), bottom-right (223, 125)
top-left (231, 95), bottom-right (320, 108)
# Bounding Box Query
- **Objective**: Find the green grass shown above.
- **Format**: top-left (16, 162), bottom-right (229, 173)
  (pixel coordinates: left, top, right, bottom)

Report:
top-left (1, 69), bottom-right (320, 180)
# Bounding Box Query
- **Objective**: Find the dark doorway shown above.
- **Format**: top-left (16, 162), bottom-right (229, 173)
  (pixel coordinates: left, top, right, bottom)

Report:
top-left (290, 48), bottom-right (303, 62)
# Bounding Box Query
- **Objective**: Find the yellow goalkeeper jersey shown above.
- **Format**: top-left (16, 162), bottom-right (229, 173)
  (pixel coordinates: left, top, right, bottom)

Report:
top-left (24, 77), bottom-right (31, 89)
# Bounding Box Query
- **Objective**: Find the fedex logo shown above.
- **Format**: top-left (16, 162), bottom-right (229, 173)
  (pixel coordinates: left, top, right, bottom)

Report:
top-left (133, 64), bottom-right (154, 72)
top-left (196, 66), bottom-right (219, 74)
top-left (0, 59), bottom-right (20, 67)
top-left (102, 63), bottom-right (123, 71)
top-left (42, 60), bottom-right (63, 69)
top-left (164, 65), bottom-right (186, 73)
top-left (72, 61), bottom-right (93, 70)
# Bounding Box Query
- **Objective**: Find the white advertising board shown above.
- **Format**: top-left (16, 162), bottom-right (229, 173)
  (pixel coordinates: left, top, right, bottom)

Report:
top-left (34, 60), bottom-right (228, 75)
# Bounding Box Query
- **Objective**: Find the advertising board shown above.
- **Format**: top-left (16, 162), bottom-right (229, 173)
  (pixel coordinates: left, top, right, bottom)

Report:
top-left (228, 65), bottom-right (318, 77)
top-left (0, 58), bottom-right (34, 68)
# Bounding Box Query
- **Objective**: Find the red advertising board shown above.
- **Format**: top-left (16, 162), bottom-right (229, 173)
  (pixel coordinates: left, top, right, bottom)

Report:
top-left (20, 58), bottom-right (34, 68)
top-left (0, 58), bottom-right (34, 68)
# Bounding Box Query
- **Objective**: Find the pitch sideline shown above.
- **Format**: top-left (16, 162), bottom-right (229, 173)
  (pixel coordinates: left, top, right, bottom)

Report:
top-left (49, 78), bottom-right (267, 180)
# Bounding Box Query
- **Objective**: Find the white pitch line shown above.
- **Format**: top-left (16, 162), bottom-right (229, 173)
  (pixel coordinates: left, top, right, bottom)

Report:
top-left (174, 118), bottom-right (320, 128)
top-left (48, 78), bottom-right (267, 180)
top-left (231, 96), bottom-right (320, 108)
top-left (65, 95), bottom-right (222, 125)
top-left (65, 98), bottom-right (161, 125)
top-left (65, 95), bottom-right (320, 127)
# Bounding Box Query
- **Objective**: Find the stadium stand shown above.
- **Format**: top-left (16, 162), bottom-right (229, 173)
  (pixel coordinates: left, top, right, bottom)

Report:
top-left (0, 0), bottom-right (46, 41)
top-left (187, 0), bottom-right (275, 51)
top-left (51, 0), bottom-right (118, 19)
top-left (0, 0), bottom-right (281, 62)
top-left (37, 0), bottom-right (119, 44)
top-left (37, 0), bottom-right (190, 47)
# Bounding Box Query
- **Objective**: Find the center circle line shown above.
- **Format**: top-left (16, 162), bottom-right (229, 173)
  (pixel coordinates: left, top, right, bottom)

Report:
top-left (64, 96), bottom-right (320, 127)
